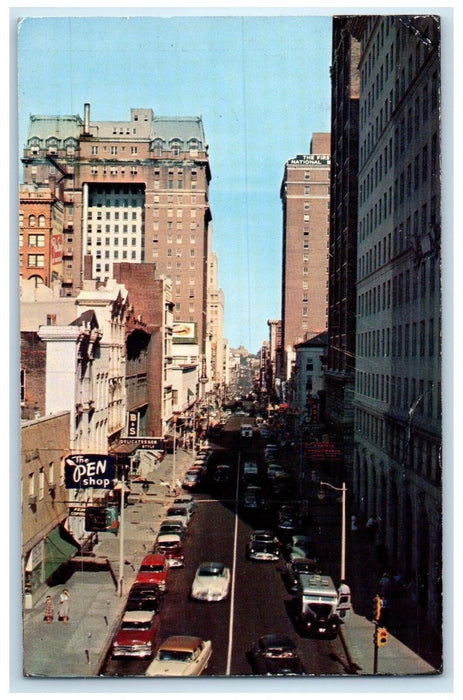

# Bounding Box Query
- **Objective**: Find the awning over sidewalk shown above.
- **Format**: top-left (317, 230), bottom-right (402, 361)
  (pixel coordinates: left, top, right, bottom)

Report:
top-left (44, 525), bottom-right (78, 580)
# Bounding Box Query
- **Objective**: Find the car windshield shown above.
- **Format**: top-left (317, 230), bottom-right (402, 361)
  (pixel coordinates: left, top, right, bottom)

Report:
top-left (159, 650), bottom-right (193, 662)
top-left (121, 620), bottom-right (151, 630)
top-left (199, 565), bottom-right (224, 576)
top-left (168, 509), bottom-right (185, 516)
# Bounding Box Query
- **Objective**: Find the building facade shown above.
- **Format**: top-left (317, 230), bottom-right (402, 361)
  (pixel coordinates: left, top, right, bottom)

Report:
top-left (325, 18), bottom-right (361, 476)
top-left (280, 133), bottom-right (331, 382)
top-left (347, 15), bottom-right (442, 632)
top-left (19, 184), bottom-right (64, 288)
top-left (21, 104), bottom-right (213, 352)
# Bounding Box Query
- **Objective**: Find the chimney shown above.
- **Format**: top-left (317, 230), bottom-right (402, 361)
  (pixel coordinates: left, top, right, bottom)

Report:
top-left (84, 103), bottom-right (90, 134)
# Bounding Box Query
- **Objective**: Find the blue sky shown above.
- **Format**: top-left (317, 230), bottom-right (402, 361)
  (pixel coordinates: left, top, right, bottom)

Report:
top-left (17, 10), bottom-right (333, 352)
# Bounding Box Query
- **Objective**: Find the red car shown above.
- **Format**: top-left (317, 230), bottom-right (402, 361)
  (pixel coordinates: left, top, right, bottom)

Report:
top-left (136, 554), bottom-right (169, 591)
top-left (111, 610), bottom-right (160, 658)
top-left (154, 533), bottom-right (185, 567)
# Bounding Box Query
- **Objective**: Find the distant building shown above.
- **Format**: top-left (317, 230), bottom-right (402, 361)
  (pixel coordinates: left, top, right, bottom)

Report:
top-left (280, 133), bottom-right (331, 382)
top-left (292, 331), bottom-right (328, 415)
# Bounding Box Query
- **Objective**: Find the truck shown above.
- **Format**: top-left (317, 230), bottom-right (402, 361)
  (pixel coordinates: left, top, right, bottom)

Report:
top-left (295, 573), bottom-right (340, 639)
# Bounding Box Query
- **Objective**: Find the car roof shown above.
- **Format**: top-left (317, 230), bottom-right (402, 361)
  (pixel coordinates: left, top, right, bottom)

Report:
top-left (156, 533), bottom-right (181, 543)
top-left (122, 610), bottom-right (155, 623)
top-left (158, 636), bottom-right (203, 652)
top-left (141, 554), bottom-right (166, 565)
top-left (197, 561), bottom-right (226, 572)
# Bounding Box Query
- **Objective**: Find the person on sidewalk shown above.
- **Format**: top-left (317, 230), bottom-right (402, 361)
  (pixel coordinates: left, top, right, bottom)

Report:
top-left (58, 589), bottom-right (71, 624)
top-left (43, 595), bottom-right (54, 624)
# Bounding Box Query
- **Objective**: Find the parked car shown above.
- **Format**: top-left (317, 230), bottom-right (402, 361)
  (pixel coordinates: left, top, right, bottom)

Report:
top-left (111, 610), bottom-right (160, 659)
top-left (182, 470), bottom-right (202, 490)
top-left (248, 634), bottom-right (306, 675)
top-left (145, 635), bottom-right (212, 677)
top-left (165, 505), bottom-right (191, 528)
top-left (246, 530), bottom-right (281, 561)
top-left (154, 533), bottom-right (185, 567)
top-left (125, 583), bottom-right (163, 613)
top-left (173, 494), bottom-right (197, 516)
top-left (136, 554), bottom-right (169, 591)
top-left (190, 562), bottom-right (231, 601)
top-left (158, 520), bottom-right (186, 540)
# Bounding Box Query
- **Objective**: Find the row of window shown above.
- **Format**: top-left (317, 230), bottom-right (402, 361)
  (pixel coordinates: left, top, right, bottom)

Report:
top-left (20, 214), bottom-right (47, 228)
top-left (356, 373), bottom-right (440, 420)
top-left (358, 256), bottom-right (437, 316)
top-left (88, 225), bottom-right (140, 235)
top-left (357, 317), bottom-right (439, 360)
top-left (356, 406), bottom-right (441, 485)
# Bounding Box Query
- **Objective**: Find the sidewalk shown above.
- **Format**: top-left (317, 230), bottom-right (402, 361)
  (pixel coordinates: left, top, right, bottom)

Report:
top-left (22, 447), bottom-right (194, 678)
top-left (22, 447), bottom-right (442, 679)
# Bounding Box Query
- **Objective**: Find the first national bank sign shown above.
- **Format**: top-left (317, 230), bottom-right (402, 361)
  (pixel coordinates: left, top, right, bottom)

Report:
top-left (65, 454), bottom-right (116, 489)
top-left (288, 154), bottom-right (330, 166)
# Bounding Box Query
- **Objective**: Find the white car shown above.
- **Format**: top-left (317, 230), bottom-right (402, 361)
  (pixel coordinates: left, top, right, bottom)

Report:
top-left (145, 635), bottom-right (212, 676)
top-left (173, 495), bottom-right (197, 518)
top-left (190, 562), bottom-right (231, 601)
top-left (164, 505), bottom-right (191, 528)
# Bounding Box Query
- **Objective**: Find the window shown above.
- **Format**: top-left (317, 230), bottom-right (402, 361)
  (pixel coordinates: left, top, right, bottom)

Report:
top-left (28, 215), bottom-right (36, 227)
top-left (28, 254), bottom-right (44, 268)
top-left (28, 234), bottom-right (44, 247)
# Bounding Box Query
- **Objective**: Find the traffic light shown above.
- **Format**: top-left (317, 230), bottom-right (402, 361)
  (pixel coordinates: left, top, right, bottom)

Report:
top-left (373, 594), bottom-right (381, 621)
top-left (377, 627), bottom-right (388, 647)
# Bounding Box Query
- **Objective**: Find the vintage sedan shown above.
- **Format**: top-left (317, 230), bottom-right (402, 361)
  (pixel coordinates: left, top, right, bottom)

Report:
top-left (246, 530), bottom-right (281, 561)
top-left (190, 562), bottom-right (231, 601)
top-left (111, 610), bottom-right (160, 659)
top-left (136, 554), bottom-right (169, 591)
top-left (182, 470), bottom-right (202, 490)
top-left (165, 505), bottom-right (191, 529)
top-left (154, 533), bottom-right (185, 567)
top-left (125, 582), bottom-right (163, 613)
top-left (158, 520), bottom-right (186, 541)
top-left (285, 556), bottom-right (319, 593)
top-left (145, 635), bottom-right (212, 677)
top-left (248, 634), bottom-right (307, 676)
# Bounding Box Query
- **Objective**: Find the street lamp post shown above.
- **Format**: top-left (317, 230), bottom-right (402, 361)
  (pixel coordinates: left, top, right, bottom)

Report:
top-left (319, 481), bottom-right (347, 582)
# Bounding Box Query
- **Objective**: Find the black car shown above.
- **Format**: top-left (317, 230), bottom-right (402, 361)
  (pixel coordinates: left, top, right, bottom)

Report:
top-left (285, 557), bottom-right (318, 592)
top-left (248, 634), bottom-right (306, 676)
top-left (246, 530), bottom-right (281, 561)
top-left (125, 583), bottom-right (163, 613)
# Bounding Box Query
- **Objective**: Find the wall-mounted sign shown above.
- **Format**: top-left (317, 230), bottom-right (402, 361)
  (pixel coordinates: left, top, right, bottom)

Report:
top-left (64, 454), bottom-right (116, 489)
top-left (127, 411), bottom-right (139, 437)
top-left (51, 234), bottom-right (63, 264)
top-left (173, 322), bottom-right (197, 342)
top-left (288, 154), bottom-right (331, 166)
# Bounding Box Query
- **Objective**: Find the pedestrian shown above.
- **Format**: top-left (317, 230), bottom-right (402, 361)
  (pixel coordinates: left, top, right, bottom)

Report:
top-left (366, 516), bottom-right (377, 544)
top-left (58, 588), bottom-right (70, 624)
top-left (43, 595), bottom-right (54, 624)
top-left (338, 579), bottom-right (351, 597)
top-left (175, 478), bottom-right (182, 496)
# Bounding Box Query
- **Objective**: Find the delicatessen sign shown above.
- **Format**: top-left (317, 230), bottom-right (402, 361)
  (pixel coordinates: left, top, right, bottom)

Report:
top-left (65, 454), bottom-right (116, 489)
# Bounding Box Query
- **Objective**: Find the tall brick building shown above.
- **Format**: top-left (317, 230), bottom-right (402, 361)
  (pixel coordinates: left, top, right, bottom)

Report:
top-left (21, 104), bottom-right (213, 353)
top-left (280, 133), bottom-right (331, 382)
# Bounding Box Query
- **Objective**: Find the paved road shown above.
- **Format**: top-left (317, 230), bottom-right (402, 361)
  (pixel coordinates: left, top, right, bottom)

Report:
top-left (101, 425), bottom-right (349, 676)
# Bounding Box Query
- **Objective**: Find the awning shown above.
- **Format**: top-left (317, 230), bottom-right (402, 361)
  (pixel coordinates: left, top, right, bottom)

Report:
top-left (110, 443), bottom-right (141, 456)
top-left (44, 525), bottom-right (78, 580)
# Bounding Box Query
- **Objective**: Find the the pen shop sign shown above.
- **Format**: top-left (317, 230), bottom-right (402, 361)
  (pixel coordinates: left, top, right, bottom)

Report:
top-left (65, 454), bottom-right (116, 490)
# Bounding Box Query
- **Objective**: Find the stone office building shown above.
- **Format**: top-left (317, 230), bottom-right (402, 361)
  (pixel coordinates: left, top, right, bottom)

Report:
top-left (346, 15), bottom-right (442, 634)
top-left (21, 104), bottom-right (213, 353)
